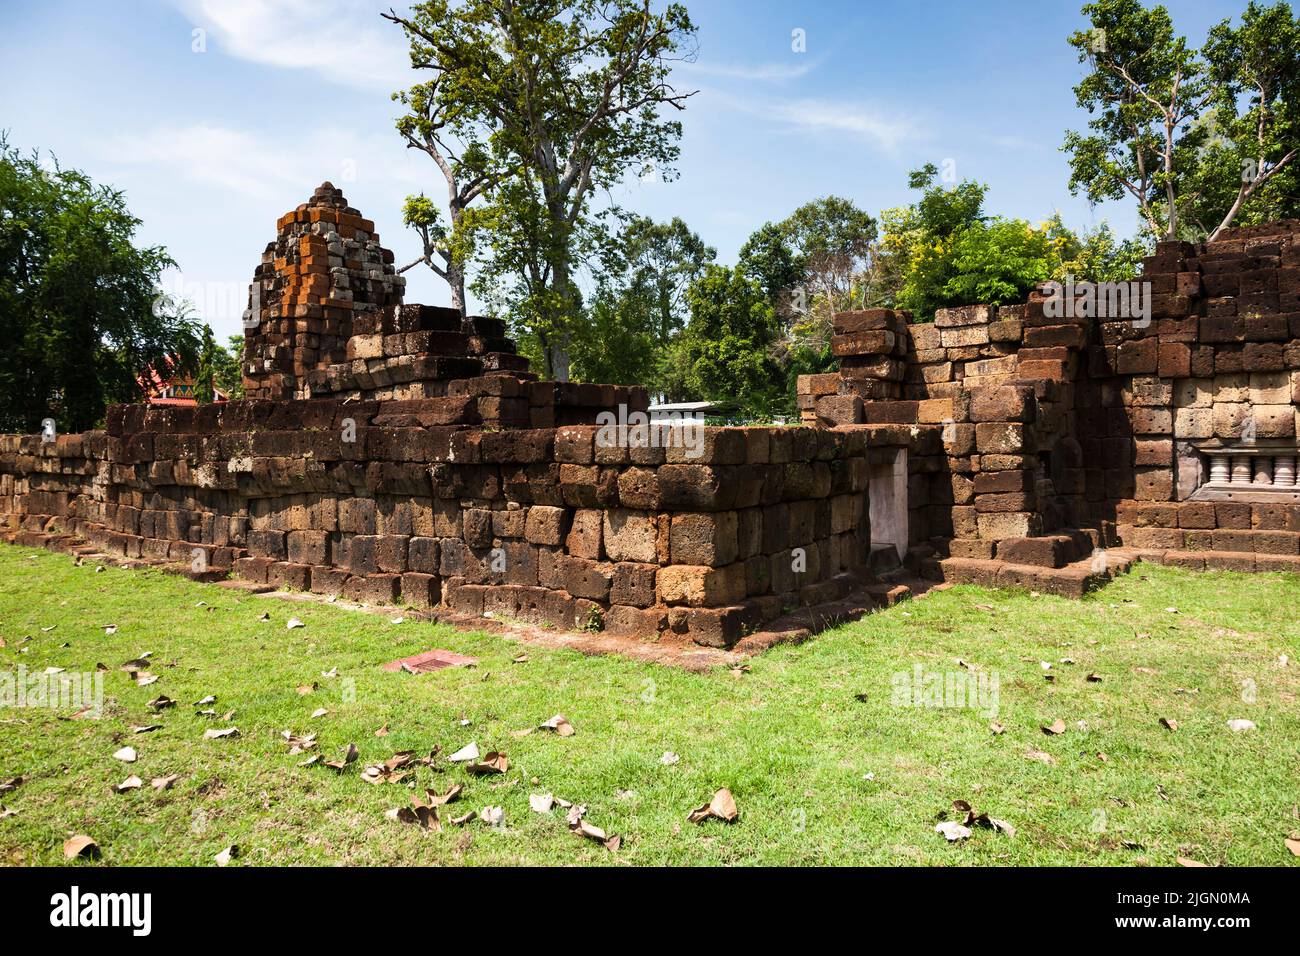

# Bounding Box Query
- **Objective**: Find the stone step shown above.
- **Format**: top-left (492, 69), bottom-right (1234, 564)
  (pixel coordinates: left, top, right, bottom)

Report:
top-left (925, 549), bottom-right (1137, 599)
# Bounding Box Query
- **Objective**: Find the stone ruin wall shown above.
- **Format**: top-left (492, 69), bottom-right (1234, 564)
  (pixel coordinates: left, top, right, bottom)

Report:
top-left (798, 219), bottom-right (1300, 584)
top-left (0, 185), bottom-right (908, 650)
top-left (6, 184), bottom-right (1300, 636)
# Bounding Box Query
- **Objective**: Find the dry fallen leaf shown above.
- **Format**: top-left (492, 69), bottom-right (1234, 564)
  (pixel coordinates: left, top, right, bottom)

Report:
top-left (1285, 837), bottom-right (1300, 856)
top-left (569, 815), bottom-right (620, 850)
top-left (1042, 719), bottom-right (1067, 736)
top-left (1024, 748), bottom-right (1057, 765)
top-left (0, 776), bottom-right (24, 794)
top-left (214, 845), bottom-right (238, 867)
top-left (203, 728), bottom-right (239, 740)
top-left (935, 821), bottom-right (972, 842)
top-left (148, 695), bottom-right (175, 711)
top-left (63, 835), bottom-right (99, 860)
top-left (530, 793), bottom-right (555, 814)
top-left (323, 743), bottom-right (359, 771)
top-left (310, 708), bottom-right (328, 719)
top-left (688, 788), bottom-right (739, 824)
top-left (479, 806), bottom-right (504, 827)
top-left (447, 742), bottom-right (480, 763)
top-left (374, 723), bottom-right (389, 737)
top-left (1226, 718), bottom-right (1256, 733)
top-left (466, 752), bottom-right (509, 776)
top-left (1159, 717), bottom-right (1179, 731)
top-left (540, 714), bottom-right (575, 737)
top-left (286, 618), bottom-right (305, 630)
top-left (989, 720), bottom-right (1006, 735)
top-left (151, 774), bottom-right (179, 790)
top-left (112, 746), bottom-right (137, 763)
top-left (131, 724), bottom-right (162, 735)
top-left (112, 775), bottom-right (143, 793)
top-left (1176, 856), bottom-right (1208, 867)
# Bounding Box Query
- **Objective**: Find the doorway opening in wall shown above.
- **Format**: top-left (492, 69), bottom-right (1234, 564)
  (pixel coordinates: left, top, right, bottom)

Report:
top-left (867, 447), bottom-right (908, 571)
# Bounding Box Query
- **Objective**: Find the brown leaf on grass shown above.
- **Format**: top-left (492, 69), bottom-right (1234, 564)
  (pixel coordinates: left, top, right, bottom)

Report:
top-left (194, 695), bottom-right (216, 706)
top-left (989, 720), bottom-right (1005, 735)
top-left (512, 654), bottom-right (529, 664)
top-left (540, 714), bottom-right (575, 737)
top-left (935, 821), bottom-right (972, 842)
top-left (1086, 673), bottom-right (1103, 682)
top-left (1285, 837), bottom-right (1300, 856)
top-left (1042, 719), bottom-right (1067, 736)
top-left (1176, 856), bottom-right (1208, 867)
top-left (151, 774), bottom-right (179, 790)
top-left (530, 793), bottom-right (555, 814)
top-left (361, 753), bottom-right (416, 785)
top-left (1024, 748), bottom-right (1057, 765)
top-left (730, 664), bottom-right (751, 678)
top-left (322, 743), bottom-right (358, 771)
top-left (112, 746), bottom-right (137, 763)
top-left (1134, 667), bottom-right (1157, 675)
top-left (688, 788), bottom-right (739, 824)
top-left (203, 728), bottom-right (239, 740)
top-left (1097, 752), bottom-right (1110, 762)
top-left (427, 784), bottom-right (462, 806)
top-left (447, 742), bottom-right (479, 763)
top-left (132, 672), bottom-right (158, 687)
top-left (214, 845), bottom-right (238, 867)
top-left (466, 752), bottom-right (509, 775)
top-left (119, 656), bottom-right (150, 672)
top-left (0, 805), bottom-right (15, 819)
top-left (148, 695), bottom-right (175, 711)
top-left (374, 723), bottom-right (389, 737)
top-left (1159, 717), bottom-right (1179, 731)
top-left (0, 776), bottom-right (23, 794)
top-left (569, 816), bottom-right (620, 851)
top-left (296, 684), bottom-right (316, 696)
top-left (112, 775), bottom-right (143, 793)
top-left (387, 802), bottom-right (441, 832)
top-left (310, 708), bottom-right (328, 719)
top-left (63, 835), bottom-right (99, 860)
top-left (479, 806), bottom-right (504, 827)
top-left (448, 810), bottom-right (476, 826)
top-left (282, 731), bottom-right (317, 755)
top-left (131, 724), bottom-right (162, 735)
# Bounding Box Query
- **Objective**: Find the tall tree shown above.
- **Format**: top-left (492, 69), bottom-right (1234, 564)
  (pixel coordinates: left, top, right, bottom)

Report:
top-left (384, 0), bottom-right (698, 380)
top-left (1063, 0), bottom-right (1211, 241)
top-left (1199, 1), bottom-right (1300, 238)
top-left (673, 264), bottom-right (784, 419)
top-left (570, 213), bottom-right (713, 393)
top-left (390, 72), bottom-right (509, 316)
top-left (0, 137), bottom-right (199, 432)
top-left (1062, 0), bottom-right (1300, 242)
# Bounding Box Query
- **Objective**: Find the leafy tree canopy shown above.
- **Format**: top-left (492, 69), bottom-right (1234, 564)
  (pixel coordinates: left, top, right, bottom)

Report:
top-left (0, 136), bottom-right (199, 432)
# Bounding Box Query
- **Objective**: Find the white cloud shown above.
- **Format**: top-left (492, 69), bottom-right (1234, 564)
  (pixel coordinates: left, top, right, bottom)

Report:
top-left (710, 91), bottom-right (920, 154)
top-left (99, 123), bottom-right (424, 202)
top-left (677, 58), bottom-right (821, 83)
top-left (175, 0), bottom-right (413, 91)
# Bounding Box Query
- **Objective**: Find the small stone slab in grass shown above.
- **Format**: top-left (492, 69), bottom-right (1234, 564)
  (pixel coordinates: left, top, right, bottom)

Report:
top-left (382, 649), bottom-right (479, 673)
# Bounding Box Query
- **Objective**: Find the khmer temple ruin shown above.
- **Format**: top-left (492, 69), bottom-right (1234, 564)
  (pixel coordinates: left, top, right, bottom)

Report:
top-left (4, 185), bottom-right (1300, 651)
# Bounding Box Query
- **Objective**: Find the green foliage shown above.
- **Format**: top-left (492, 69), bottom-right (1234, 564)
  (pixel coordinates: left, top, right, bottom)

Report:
top-left (1062, 0), bottom-right (1300, 241)
top-left (0, 137), bottom-right (199, 432)
top-left (388, 0), bottom-right (698, 378)
top-left (193, 328), bottom-right (244, 404)
top-left (737, 197), bottom-right (878, 416)
top-left (873, 166), bottom-right (1147, 321)
top-left (673, 265), bottom-right (784, 418)
top-left (570, 214), bottom-right (713, 392)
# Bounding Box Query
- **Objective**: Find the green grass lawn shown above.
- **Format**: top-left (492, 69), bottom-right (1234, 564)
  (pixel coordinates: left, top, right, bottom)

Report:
top-left (1, 542), bottom-right (1297, 867)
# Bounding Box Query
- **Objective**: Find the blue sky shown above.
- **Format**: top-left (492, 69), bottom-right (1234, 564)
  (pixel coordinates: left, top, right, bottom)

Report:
top-left (0, 0), bottom-right (1249, 340)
